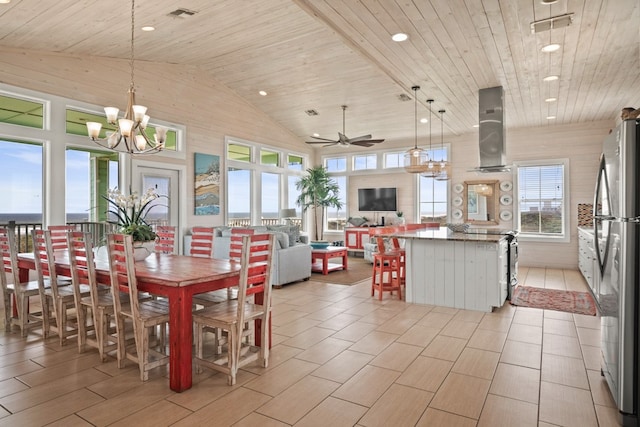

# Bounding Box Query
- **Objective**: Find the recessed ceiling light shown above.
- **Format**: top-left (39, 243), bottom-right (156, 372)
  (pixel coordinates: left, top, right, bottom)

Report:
top-left (420, 118), bottom-right (428, 124)
top-left (312, 133), bottom-right (320, 137)
top-left (545, 97), bottom-right (557, 102)
top-left (546, 115), bottom-right (557, 120)
top-left (472, 124), bottom-right (480, 128)
top-left (392, 33), bottom-right (408, 42)
top-left (0, 0), bottom-right (10, 4)
top-left (258, 90), bottom-right (267, 96)
top-left (543, 75), bottom-right (559, 82)
top-left (141, 26), bottom-right (155, 32)
top-left (541, 43), bottom-right (561, 53)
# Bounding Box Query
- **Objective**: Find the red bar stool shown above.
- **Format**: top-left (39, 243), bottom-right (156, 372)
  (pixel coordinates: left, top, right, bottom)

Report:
top-left (369, 227), bottom-right (403, 300)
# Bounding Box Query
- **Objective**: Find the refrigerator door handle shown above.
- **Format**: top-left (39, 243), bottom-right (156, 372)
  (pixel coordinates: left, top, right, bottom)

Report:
top-left (593, 153), bottom-right (611, 276)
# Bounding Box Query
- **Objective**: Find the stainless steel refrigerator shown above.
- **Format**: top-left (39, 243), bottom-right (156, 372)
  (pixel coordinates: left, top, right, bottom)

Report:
top-left (594, 119), bottom-right (640, 425)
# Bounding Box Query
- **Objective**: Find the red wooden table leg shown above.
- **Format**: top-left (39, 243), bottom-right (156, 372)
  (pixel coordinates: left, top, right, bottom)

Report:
top-left (167, 289), bottom-right (193, 392)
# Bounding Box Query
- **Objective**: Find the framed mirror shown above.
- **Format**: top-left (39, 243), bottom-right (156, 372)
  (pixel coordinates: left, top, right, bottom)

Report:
top-left (463, 179), bottom-right (499, 225)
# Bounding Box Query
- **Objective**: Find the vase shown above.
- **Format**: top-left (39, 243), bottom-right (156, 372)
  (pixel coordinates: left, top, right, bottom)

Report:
top-left (132, 240), bottom-right (155, 261)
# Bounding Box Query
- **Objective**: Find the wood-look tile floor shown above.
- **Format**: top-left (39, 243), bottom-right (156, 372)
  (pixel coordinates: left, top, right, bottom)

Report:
top-left (0, 266), bottom-right (623, 426)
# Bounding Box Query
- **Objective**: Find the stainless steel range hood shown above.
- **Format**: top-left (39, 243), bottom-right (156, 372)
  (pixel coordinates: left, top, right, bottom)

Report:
top-left (470, 86), bottom-right (511, 173)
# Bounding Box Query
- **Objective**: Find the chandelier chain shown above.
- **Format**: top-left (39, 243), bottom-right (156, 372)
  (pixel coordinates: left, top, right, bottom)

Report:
top-left (129, 0), bottom-right (136, 89)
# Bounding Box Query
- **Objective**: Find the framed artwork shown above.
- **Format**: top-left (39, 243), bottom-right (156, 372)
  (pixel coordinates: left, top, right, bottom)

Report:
top-left (194, 152), bottom-right (220, 215)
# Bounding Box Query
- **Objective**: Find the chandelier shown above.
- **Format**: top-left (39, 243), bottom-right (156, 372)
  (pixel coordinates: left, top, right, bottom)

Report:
top-left (420, 99), bottom-right (440, 178)
top-left (85, 0), bottom-right (166, 154)
top-left (403, 86), bottom-right (430, 173)
top-left (434, 108), bottom-right (451, 181)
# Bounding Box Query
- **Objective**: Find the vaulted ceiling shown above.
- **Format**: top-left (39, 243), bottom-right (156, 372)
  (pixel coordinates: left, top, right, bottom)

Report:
top-left (0, 0), bottom-right (638, 146)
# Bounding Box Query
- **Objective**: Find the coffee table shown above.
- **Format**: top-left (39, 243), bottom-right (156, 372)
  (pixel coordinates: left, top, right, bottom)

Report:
top-left (311, 246), bottom-right (348, 275)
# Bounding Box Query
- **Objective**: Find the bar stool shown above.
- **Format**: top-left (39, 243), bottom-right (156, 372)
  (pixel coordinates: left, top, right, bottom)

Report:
top-left (369, 227), bottom-right (403, 300)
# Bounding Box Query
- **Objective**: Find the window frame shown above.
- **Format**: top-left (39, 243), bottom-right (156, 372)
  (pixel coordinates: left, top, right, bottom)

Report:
top-left (514, 158), bottom-right (570, 242)
top-left (225, 136), bottom-right (308, 229)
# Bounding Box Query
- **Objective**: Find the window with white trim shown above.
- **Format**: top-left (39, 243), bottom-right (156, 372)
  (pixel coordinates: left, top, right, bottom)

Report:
top-left (352, 154), bottom-right (377, 170)
top-left (516, 159), bottom-right (569, 240)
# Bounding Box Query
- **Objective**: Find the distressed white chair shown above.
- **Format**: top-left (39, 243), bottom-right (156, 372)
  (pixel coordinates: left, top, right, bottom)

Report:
top-left (193, 233), bottom-right (275, 385)
top-left (107, 233), bottom-right (170, 381)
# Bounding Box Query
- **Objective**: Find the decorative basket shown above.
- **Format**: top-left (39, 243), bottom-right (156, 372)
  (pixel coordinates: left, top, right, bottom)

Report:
top-left (445, 223), bottom-right (470, 233)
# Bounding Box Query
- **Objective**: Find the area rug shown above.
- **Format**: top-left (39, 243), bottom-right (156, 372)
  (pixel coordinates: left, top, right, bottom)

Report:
top-left (510, 285), bottom-right (597, 316)
top-left (310, 256), bottom-right (372, 285)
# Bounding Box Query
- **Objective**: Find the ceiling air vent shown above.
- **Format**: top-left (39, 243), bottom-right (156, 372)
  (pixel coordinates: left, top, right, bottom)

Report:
top-left (530, 13), bottom-right (573, 34)
top-left (398, 93), bottom-right (412, 102)
top-left (305, 109), bottom-right (319, 116)
top-left (168, 8), bottom-right (197, 18)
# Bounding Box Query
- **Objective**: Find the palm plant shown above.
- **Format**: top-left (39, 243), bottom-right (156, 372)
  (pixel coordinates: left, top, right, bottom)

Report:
top-left (295, 166), bottom-right (343, 241)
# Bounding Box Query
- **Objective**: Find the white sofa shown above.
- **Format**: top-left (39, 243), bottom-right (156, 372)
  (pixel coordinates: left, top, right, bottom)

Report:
top-left (183, 225), bottom-right (312, 287)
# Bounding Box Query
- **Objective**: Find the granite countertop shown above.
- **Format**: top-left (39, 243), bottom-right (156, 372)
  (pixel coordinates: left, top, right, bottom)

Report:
top-left (388, 227), bottom-right (508, 243)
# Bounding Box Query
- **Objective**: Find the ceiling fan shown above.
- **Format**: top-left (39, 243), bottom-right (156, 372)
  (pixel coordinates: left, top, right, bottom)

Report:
top-left (305, 105), bottom-right (385, 147)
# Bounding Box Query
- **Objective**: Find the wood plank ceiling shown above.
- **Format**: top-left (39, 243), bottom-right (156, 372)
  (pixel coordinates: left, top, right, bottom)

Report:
top-left (0, 0), bottom-right (638, 146)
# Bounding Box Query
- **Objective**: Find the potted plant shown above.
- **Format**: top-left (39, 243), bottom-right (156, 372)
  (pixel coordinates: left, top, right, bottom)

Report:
top-left (295, 165), bottom-right (343, 242)
top-left (104, 187), bottom-right (164, 260)
top-left (396, 211), bottom-right (405, 224)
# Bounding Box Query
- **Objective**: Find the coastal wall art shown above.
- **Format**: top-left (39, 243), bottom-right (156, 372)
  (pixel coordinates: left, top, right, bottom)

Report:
top-left (194, 152), bottom-right (220, 215)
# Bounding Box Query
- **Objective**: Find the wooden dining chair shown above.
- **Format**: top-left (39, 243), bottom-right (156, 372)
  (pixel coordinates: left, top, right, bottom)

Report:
top-left (193, 233), bottom-right (276, 385)
top-left (67, 230), bottom-right (117, 361)
top-left (192, 227), bottom-right (252, 308)
top-left (48, 225), bottom-right (76, 251)
top-left (154, 225), bottom-right (176, 254)
top-left (32, 229), bottom-right (90, 346)
top-left (189, 226), bottom-right (215, 258)
top-left (369, 227), bottom-right (403, 300)
top-left (0, 227), bottom-right (46, 337)
top-left (107, 233), bottom-right (170, 381)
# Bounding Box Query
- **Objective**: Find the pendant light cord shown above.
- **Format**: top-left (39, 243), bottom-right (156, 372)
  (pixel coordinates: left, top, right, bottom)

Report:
top-left (412, 86), bottom-right (419, 149)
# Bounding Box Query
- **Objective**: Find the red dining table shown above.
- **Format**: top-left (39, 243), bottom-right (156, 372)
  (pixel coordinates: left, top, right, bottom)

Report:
top-left (17, 252), bottom-right (268, 392)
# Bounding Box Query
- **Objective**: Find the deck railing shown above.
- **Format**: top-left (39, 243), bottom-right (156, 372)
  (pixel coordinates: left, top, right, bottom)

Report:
top-left (2, 221), bottom-right (117, 252)
top-left (227, 218), bottom-right (303, 228)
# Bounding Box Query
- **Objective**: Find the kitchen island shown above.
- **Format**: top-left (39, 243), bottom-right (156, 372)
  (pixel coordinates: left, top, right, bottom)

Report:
top-left (389, 227), bottom-right (510, 312)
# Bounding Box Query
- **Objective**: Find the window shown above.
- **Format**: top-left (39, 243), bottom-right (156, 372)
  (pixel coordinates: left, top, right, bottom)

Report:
top-left (325, 156), bottom-right (346, 172)
top-left (227, 167), bottom-right (252, 225)
top-left (419, 176), bottom-right (448, 223)
top-left (227, 143), bottom-right (251, 162)
top-left (260, 149), bottom-right (279, 166)
top-left (516, 160), bottom-right (569, 240)
top-left (326, 176), bottom-right (346, 231)
top-left (0, 139), bottom-right (43, 221)
top-left (65, 148), bottom-right (118, 222)
top-left (261, 172), bottom-right (280, 223)
top-left (287, 154), bottom-right (304, 171)
top-left (225, 138), bottom-right (307, 228)
top-left (384, 152), bottom-right (404, 169)
top-left (353, 154), bottom-right (377, 171)
top-left (0, 94), bottom-right (44, 129)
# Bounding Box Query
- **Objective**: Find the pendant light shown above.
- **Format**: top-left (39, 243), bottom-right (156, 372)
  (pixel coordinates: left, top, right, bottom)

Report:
top-left (434, 109), bottom-right (451, 181)
top-left (403, 86), bottom-right (430, 173)
top-left (420, 99), bottom-right (440, 178)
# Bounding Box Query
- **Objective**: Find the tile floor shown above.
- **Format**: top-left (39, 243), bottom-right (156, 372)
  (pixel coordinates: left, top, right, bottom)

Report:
top-left (0, 266), bottom-right (624, 426)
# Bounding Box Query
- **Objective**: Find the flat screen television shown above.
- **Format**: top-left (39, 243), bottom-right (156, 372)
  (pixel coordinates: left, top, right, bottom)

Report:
top-left (358, 187), bottom-right (397, 212)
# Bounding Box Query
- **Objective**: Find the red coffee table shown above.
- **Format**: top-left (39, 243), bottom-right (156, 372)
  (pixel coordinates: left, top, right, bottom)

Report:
top-left (311, 246), bottom-right (348, 275)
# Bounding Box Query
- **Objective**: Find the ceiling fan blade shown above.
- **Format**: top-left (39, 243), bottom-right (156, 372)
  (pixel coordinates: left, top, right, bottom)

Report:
top-left (306, 136), bottom-right (338, 142)
top-left (305, 140), bottom-right (337, 144)
top-left (350, 141), bottom-right (375, 147)
top-left (346, 134), bottom-right (372, 143)
top-left (323, 142), bottom-right (339, 147)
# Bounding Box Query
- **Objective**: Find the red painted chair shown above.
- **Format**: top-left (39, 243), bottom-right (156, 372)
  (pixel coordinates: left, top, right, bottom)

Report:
top-left (189, 226), bottom-right (215, 258)
top-left (369, 226), bottom-right (403, 300)
top-left (154, 225), bottom-right (176, 254)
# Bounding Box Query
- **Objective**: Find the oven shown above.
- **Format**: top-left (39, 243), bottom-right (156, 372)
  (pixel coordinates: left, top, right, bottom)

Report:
top-left (506, 234), bottom-right (518, 300)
